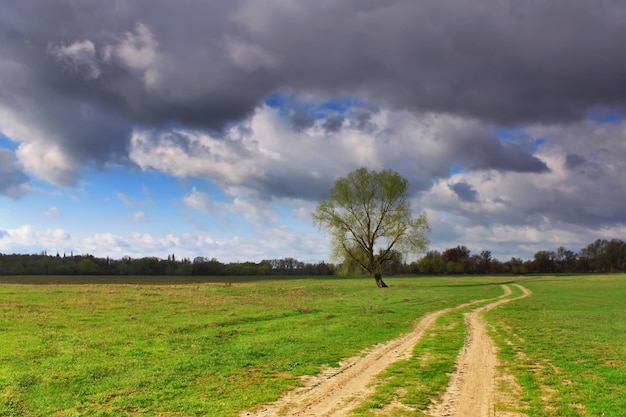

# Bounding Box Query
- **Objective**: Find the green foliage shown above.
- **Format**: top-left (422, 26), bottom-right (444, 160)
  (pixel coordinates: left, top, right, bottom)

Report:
top-left (313, 168), bottom-right (429, 285)
top-left (0, 254), bottom-right (334, 277)
top-left (417, 251), bottom-right (446, 274)
top-left (579, 239), bottom-right (626, 272)
top-left (77, 258), bottom-right (99, 275)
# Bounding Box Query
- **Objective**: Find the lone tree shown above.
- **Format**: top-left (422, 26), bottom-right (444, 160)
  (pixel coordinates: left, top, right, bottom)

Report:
top-left (313, 168), bottom-right (429, 287)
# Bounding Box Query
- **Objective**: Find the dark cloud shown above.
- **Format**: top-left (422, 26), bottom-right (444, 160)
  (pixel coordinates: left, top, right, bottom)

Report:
top-left (454, 136), bottom-right (550, 174)
top-left (257, 171), bottom-right (334, 201)
top-left (235, 0), bottom-right (626, 123)
top-left (6, 1), bottom-right (623, 128)
top-left (564, 153), bottom-right (605, 179)
top-left (322, 115), bottom-right (344, 133)
top-left (349, 110), bottom-right (379, 132)
top-left (449, 181), bottom-right (479, 202)
top-left (564, 153), bottom-right (586, 169)
top-left (482, 141), bottom-right (549, 173)
top-left (0, 0), bottom-right (624, 194)
top-left (0, 149), bottom-right (29, 198)
top-left (290, 108), bottom-right (315, 131)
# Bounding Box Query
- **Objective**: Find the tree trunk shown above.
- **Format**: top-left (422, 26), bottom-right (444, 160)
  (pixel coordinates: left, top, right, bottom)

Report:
top-left (374, 273), bottom-right (388, 288)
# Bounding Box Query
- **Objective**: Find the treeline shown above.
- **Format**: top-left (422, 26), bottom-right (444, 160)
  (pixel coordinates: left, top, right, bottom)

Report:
top-left (1, 238), bottom-right (625, 276)
top-left (0, 253), bottom-right (335, 276)
top-left (409, 238), bottom-right (626, 275)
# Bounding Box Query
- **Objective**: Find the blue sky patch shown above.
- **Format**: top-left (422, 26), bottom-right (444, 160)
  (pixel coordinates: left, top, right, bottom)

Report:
top-left (0, 133), bottom-right (18, 151)
top-left (449, 165), bottom-right (466, 175)
top-left (264, 90), bottom-right (367, 120)
top-left (586, 109), bottom-right (622, 124)
top-left (494, 126), bottom-right (526, 142)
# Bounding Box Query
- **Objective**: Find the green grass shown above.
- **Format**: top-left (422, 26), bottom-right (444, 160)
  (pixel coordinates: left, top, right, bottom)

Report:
top-left (487, 274), bottom-right (626, 417)
top-left (0, 275), bottom-right (504, 417)
top-left (3, 274), bottom-right (625, 416)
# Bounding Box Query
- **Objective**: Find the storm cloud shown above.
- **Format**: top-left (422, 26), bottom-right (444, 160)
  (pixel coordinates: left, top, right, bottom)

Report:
top-left (0, 149), bottom-right (29, 198)
top-left (449, 182), bottom-right (479, 203)
top-left (2, 0), bottom-right (626, 258)
top-left (3, 1), bottom-right (626, 152)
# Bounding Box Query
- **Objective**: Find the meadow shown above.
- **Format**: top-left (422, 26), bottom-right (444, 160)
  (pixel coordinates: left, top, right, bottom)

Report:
top-left (487, 274), bottom-right (626, 416)
top-left (0, 274), bottom-right (624, 416)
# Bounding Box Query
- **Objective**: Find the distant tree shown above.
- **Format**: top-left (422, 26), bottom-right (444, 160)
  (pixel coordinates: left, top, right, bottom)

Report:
top-left (605, 239), bottom-right (626, 271)
top-left (381, 249), bottom-right (404, 275)
top-left (133, 257), bottom-right (163, 275)
top-left (336, 254), bottom-right (366, 276)
top-left (509, 257), bottom-right (528, 275)
top-left (532, 250), bottom-right (556, 273)
top-left (480, 250), bottom-right (492, 273)
top-left (417, 250), bottom-right (446, 274)
top-left (467, 254), bottom-right (481, 274)
top-left (77, 258), bottom-right (99, 275)
top-left (175, 262), bottom-right (193, 276)
top-left (555, 246), bottom-right (577, 273)
top-left (579, 239), bottom-right (626, 272)
top-left (442, 245), bottom-right (471, 274)
top-left (313, 168), bottom-right (429, 287)
top-left (489, 258), bottom-right (508, 274)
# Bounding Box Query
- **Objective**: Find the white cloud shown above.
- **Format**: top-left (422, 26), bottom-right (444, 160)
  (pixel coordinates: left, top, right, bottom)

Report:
top-left (129, 127), bottom-right (263, 184)
top-left (16, 140), bottom-right (80, 186)
top-left (72, 229), bottom-right (326, 262)
top-left (417, 119), bottom-right (626, 228)
top-left (226, 197), bottom-right (277, 226)
top-left (48, 40), bottom-right (100, 79)
top-left (410, 119), bottom-right (626, 257)
top-left (0, 225), bottom-right (70, 253)
top-left (183, 187), bottom-right (216, 212)
top-left (44, 206), bottom-right (60, 217)
top-left (0, 225), bottom-right (33, 248)
top-left (129, 104), bottom-right (549, 203)
top-left (225, 37), bottom-right (278, 72)
top-left (290, 201), bottom-right (315, 220)
top-left (128, 106), bottom-right (453, 197)
top-left (132, 211), bottom-right (145, 221)
top-left (0, 98), bottom-right (79, 185)
top-left (116, 192), bottom-right (145, 207)
top-left (103, 23), bottom-right (161, 87)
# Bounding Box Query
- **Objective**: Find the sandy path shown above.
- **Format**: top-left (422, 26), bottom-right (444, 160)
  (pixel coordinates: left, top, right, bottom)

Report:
top-left (241, 286), bottom-right (515, 417)
top-left (429, 284), bottom-right (531, 417)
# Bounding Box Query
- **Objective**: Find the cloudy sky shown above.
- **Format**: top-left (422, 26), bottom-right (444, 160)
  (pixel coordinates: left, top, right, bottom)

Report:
top-left (2, 0), bottom-right (626, 263)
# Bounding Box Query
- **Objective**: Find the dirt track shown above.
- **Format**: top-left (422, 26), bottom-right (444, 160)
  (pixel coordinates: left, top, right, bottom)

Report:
top-left (241, 284), bottom-right (530, 417)
top-left (428, 284), bottom-right (531, 417)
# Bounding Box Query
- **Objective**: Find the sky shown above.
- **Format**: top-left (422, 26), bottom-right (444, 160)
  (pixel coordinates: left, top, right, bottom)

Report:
top-left (2, 0), bottom-right (626, 263)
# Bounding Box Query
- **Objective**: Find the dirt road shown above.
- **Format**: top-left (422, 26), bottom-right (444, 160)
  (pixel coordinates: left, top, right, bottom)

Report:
top-left (241, 284), bottom-right (530, 417)
top-left (429, 284), bottom-right (531, 417)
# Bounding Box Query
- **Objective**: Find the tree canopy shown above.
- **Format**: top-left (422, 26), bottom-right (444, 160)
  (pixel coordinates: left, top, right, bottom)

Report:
top-left (313, 168), bottom-right (429, 287)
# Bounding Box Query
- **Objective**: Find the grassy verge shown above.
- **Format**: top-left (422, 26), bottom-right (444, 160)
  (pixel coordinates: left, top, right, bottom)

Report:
top-left (0, 275), bottom-right (505, 416)
top-left (487, 274), bottom-right (626, 417)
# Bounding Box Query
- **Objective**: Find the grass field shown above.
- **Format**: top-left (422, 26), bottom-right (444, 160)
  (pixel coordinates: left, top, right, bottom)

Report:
top-left (487, 274), bottom-right (626, 417)
top-left (0, 274), bottom-right (624, 416)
